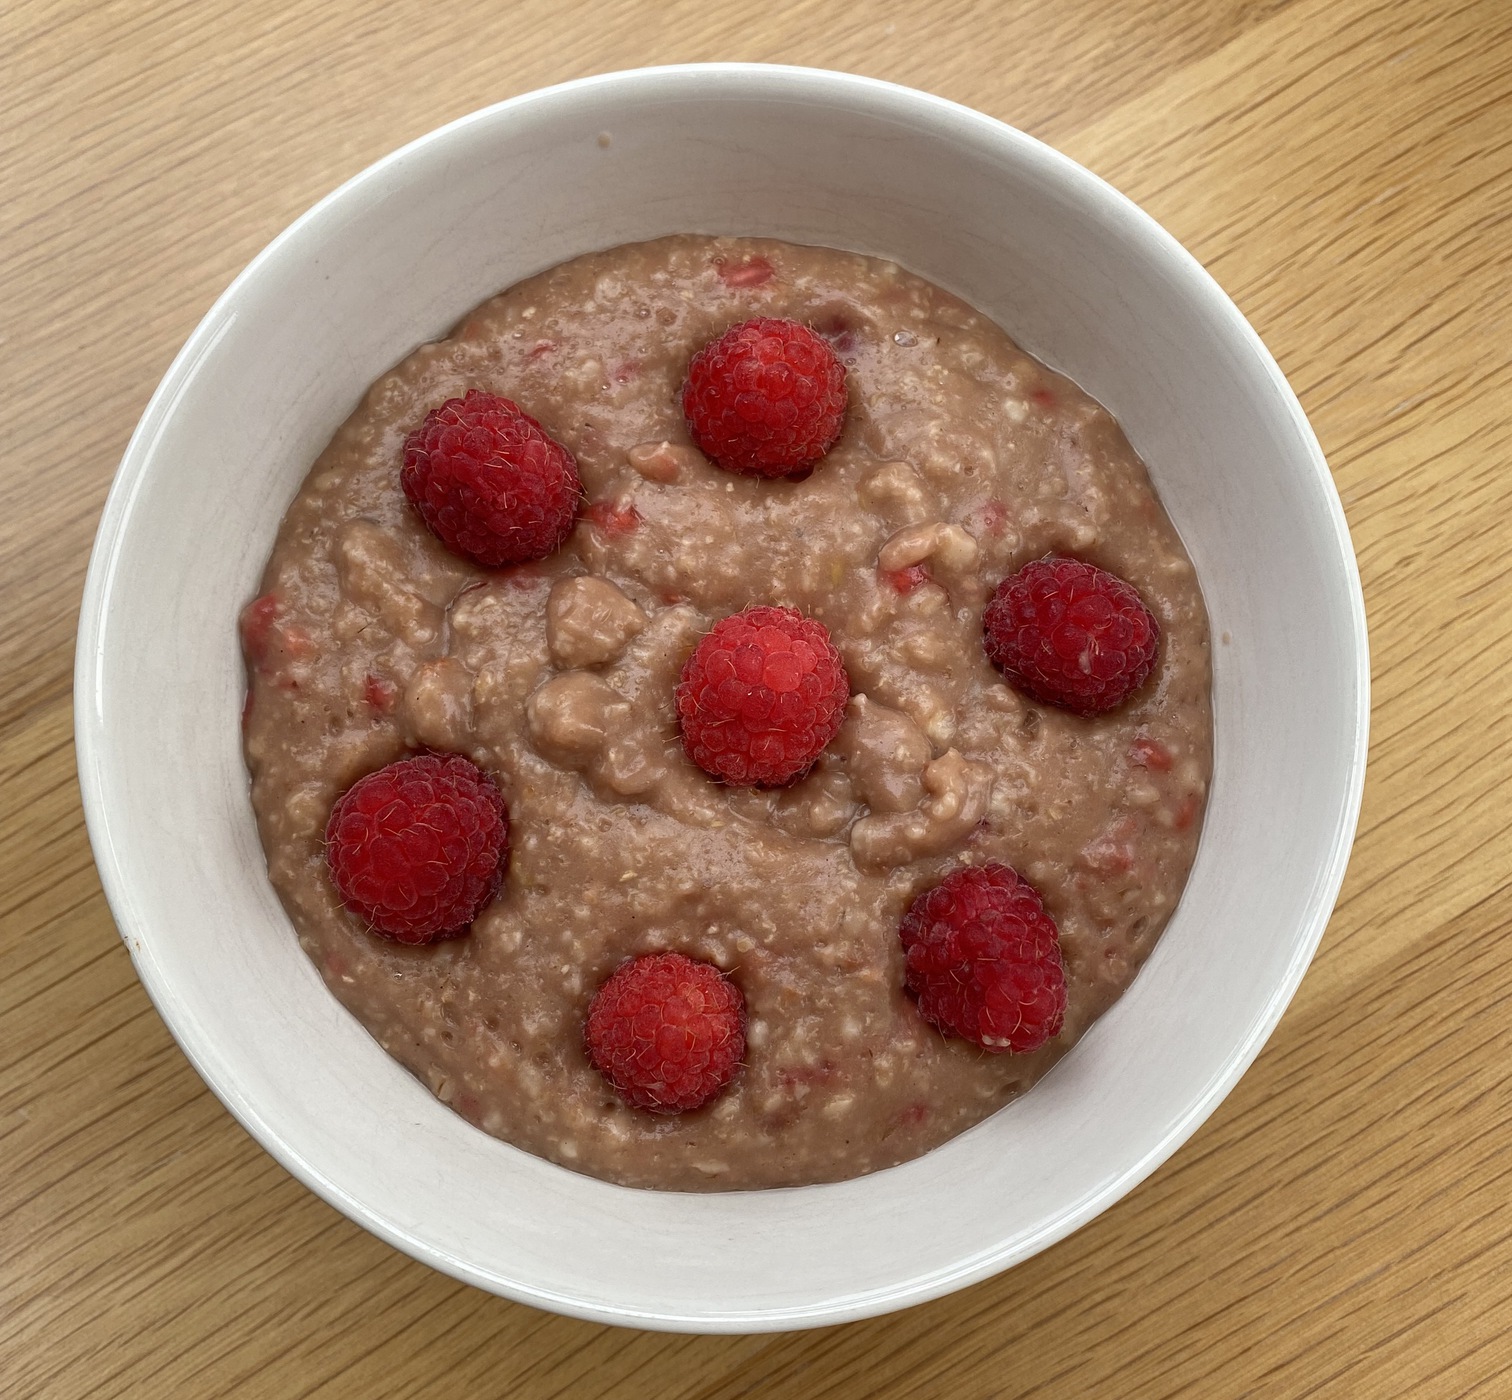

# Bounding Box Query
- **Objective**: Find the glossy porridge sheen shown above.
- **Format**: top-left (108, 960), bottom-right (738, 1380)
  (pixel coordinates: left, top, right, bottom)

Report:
top-left (240, 235), bottom-right (1212, 1190)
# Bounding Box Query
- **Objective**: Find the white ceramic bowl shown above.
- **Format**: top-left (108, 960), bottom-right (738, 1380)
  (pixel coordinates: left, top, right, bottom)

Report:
top-left (76, 65), bottom-right (1368, 1332)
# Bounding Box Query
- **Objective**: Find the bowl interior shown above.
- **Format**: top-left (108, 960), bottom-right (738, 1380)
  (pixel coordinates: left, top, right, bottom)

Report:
top-left (76, 66), bottom-right (1367, 1332)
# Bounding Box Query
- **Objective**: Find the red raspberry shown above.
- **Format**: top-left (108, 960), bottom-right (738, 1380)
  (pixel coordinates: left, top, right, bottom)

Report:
top-left (325, 753), bottom-right (509, 944)
top-left (900, 863), bottom-right (1066, 1054)
top-left (676, 605), bottom-right (849, 786)
top-left (401, 389), bottom-right (581, 568)
top-left (585, 953), bottom-right (746, 1113)
top-left (984, 557), bottom-right (1160, 716)
top-left (682, 318), bottom-right (847, 477)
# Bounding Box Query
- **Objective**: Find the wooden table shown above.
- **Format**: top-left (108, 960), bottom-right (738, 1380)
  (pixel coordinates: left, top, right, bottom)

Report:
top-left (6, 1), bottom-right (1511, 1394)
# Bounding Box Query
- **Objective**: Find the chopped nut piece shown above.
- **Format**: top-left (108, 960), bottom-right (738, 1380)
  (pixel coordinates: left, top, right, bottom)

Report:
top-left (526, 672), bottom-right (624, 758)
top-left (546, 576), bottom-right (647, 668)
top-left (627, 440), bottom-right (704, 482)
top-left (858, 461), bottom-right (935, 522)
top-left (838, 695), bottom-right (933, 813)
top-left (877, 521), bottom-right (980, 575)
top-left (850, 750), bottom-right (993, 870)
top-left (403, 657), bottom-right (475, 751)
top-left (336, 519), bottom-right (443, 646)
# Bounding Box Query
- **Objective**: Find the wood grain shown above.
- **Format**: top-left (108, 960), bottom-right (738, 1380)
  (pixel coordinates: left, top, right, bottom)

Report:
top-left (4, 0), bottom-right (1511, 1395)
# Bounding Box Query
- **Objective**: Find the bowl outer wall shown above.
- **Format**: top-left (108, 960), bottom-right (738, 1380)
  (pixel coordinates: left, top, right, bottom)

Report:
top-left (74, 64), bottom-right (1369, 1332)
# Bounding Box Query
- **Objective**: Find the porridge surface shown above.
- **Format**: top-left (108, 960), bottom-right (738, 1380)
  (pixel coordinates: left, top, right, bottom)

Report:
top-left (241, 235), bottom-right (1211, 1190)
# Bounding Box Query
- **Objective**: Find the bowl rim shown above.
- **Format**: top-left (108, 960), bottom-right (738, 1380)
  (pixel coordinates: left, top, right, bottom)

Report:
top-left (74, 62), bottom-right (1370, 1332)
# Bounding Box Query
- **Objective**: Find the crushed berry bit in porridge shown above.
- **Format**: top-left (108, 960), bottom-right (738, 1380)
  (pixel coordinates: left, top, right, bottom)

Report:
top-left (583, 499), bottom-right (643, 537)
top-left (884, 563), bottom-right (933, 595)
top-left (239, 592), bottom-right (281, 667)
top-left (715, 254), bottom-right (775, 289)
top-left (240, 235), bottom-right (1211, 1191)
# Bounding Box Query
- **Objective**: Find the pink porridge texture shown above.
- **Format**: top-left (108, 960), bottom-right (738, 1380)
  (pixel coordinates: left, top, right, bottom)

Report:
top-left (240, 236), bottom-right (1211, 1190)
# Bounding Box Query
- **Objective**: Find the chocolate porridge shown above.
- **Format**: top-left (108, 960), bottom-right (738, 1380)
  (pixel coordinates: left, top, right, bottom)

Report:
top-left (240, 235), bottom-right (1211, 1190)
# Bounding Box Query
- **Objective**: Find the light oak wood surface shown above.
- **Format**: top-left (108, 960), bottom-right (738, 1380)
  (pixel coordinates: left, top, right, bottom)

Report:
top-left (5, 1), bottom-right (1511, 1395)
